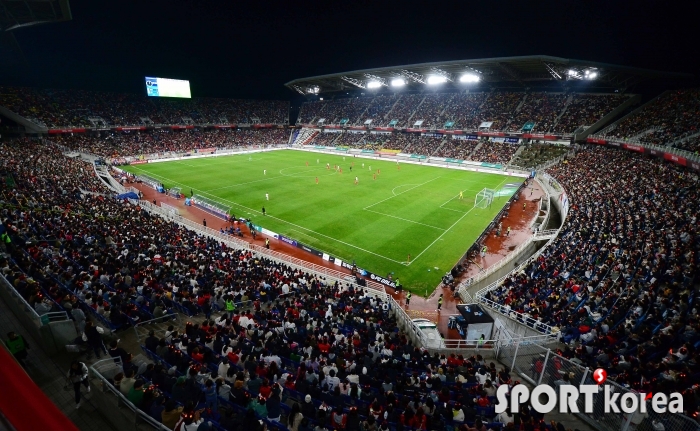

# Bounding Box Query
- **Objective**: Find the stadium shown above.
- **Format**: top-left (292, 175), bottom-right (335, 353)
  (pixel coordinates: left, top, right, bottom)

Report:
top-left (0, 3), bottom-right (699, 431)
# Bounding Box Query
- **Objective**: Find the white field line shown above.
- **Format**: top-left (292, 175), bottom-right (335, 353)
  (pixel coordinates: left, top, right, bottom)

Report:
top-left (408, 177), bottom-right (512, 265)
top-left (363, 177), bottom-right (441, 210)
top-left (126, 166), bottom-right (405, 265)
top-left (363, 209), bottom-right (446, 231)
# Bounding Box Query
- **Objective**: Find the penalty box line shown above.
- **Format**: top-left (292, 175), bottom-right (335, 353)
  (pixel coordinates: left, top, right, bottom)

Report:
top-left (408, 177), bottom-right (512, 265)
top-left (363, 176), bottom-right (442, 210)
top-left (126, 167), bottom-right (407, 266)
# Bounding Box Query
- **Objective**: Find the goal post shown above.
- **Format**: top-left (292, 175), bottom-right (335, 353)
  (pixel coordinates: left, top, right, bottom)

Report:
top-left (474, 188), bottom-right (495, 209)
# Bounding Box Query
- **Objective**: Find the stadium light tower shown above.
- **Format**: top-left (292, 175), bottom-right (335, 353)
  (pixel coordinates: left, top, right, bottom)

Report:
top-left (427, 75), bottom-right (448, 85)
top-left (391, 78), bottom-right (406, 87)
top-left (364, 74), bottom-right (387, 89)
top-left (459, 73), bottom-right (480, 83)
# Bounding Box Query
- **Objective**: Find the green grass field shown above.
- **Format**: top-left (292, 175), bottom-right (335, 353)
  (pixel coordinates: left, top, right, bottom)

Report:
top-left (122, 150), bottom-right (520, 294)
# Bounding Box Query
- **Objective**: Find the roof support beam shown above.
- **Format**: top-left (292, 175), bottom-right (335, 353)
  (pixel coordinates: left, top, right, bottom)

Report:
top-left (400, 70), bottom-right (425, 84)
top-left (340, 76), bottom-right (365, 89)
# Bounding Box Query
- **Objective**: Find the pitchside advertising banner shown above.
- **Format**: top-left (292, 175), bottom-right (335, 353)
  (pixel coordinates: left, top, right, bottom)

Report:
top-left (259, 226), bottom-right (398, 289)
top-left (586, 137), bottom-right (698, 172)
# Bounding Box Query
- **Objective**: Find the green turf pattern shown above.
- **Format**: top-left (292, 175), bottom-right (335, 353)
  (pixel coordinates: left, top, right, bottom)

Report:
top-left (122, 150), bottom-right (520, 295)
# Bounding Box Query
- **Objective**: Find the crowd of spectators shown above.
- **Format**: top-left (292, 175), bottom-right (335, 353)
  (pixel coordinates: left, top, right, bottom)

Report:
top-left (357, 95), bottom-right (400, 126)
top-left (674, 135), bottom-right (700, 154)
top-left (297, 101), bottom-right (327, 125)
top-left (382, 95), bottom-right (424, 128)
top-left (0, 87), bottom-right (289, 128)
top-left (467, 93), bottom-right (524, 131)
top-left (411, 94), bottom-right (453, 129)
top-left (601, 89), bottom-right (700, 144)
top-left (309, 132), bottom-right (341, 147)
top-left (508, 144), bottom-right (569, 169)
top-left (484, 145), bottom-right (700, 400)
top-left (505, 94), bottom-right (567, 133)
top-left (48, 129), bottom-right (290, 159)
top-left (554, 94), bottom-right (627, 135)
top-left (467, 142), bottom-right (519, 164)
top-left (436, 139), bottom-right (481, 161)
top-left (0, 137), bottom-right (527, 431)
top-left (442, 94), bottom-right (487, 130)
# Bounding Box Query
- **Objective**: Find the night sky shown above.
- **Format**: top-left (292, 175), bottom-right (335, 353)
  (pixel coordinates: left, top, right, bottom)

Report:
top-left (4, 0), bottom-right (696, 100)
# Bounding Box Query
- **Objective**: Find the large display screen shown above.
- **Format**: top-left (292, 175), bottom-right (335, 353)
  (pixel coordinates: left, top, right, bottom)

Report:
top-left (145, 77), bottom-right (191, 98)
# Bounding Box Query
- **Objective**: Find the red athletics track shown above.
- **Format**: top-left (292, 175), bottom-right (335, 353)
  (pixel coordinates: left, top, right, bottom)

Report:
top-left (122, 174), bottom-right (542, 341)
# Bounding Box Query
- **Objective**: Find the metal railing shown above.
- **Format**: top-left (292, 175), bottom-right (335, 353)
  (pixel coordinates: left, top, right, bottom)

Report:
top-left (89, 358), bottom-right (171, 431)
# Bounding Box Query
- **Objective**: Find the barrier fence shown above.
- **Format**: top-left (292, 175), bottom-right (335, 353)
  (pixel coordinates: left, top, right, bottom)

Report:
top-left (498, 341), bottom-right (700, 431)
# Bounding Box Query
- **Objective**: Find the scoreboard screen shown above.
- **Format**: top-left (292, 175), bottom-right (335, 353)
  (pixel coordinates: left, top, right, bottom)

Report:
top-left (145, 77), bottom-right (191, 98)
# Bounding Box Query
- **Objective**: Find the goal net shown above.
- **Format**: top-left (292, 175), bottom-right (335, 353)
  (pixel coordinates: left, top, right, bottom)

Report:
top-left (474, 188), bottom-right (495, 209)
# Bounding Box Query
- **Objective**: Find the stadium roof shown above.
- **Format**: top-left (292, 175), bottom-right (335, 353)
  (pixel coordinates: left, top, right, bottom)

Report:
top-left (0, 0), bottom-right (71, 31)
top-left (285, 55), bottom-right (691, 95)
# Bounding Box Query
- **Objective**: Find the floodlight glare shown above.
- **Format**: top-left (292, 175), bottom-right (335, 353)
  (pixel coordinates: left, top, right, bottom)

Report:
top-left (587, 72), bottom-right (598, 79)
top-left (390, 78), bottom-right (406, 87)
top-left (427, 75), bottom-right (447, 85)
top-left (307, 86), bottom-right (320, 94)
top-left (367, 81), bottom-right (382, 89)
top-left (459, 74), bottom-right (480, 83)
top-left (568, 69), bottom-right (577, 76)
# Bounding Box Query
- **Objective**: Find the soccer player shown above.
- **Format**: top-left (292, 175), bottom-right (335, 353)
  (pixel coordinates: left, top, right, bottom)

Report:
top-left (306, 161), bottom-right (309, 166)
top-left (459, 191), bottom-right (463, 200)
top-left (362, 163), bottom-right (365, 168)
top-left (326, 163), bottom-right (330, 169)
top-left (377, 169), bottom-right (380, 175)
top-left (350, 166), bottom-right (352, 171)
top-left (339, 168), bottom-right (342, 173)
top-left (262, 206), bottom-right (266, 216)
top-left (264, 169), bottom-right (267, 175)
top-left (266, 193), bottom-right (269, 200)
top-left (315, 177), bottom-right (319, 184)
top-left (317, 159), bottom-right (319, 164)
top-left (373, 173), bottom-right (376, 180)
top-left (354, 176), bottom-right (359, 185)
top-left (369, 165), bottom-right (371, 171)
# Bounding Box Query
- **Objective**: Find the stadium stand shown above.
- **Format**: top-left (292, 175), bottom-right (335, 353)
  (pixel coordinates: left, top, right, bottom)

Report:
top-left (504, 93), bottom-right (567, 133)
top-left (295, 92), bottom-right (630, 136)
top-left (467, 141), bottom-right (519, 164)
top-left (0, 87), bottom-right (290, 127)
top-left (552, 94), bottom-right (627, 135)
top-left (482, 145), bottom-right (699, 398)
top-left (599, 89), bottom-right (700, 144)
top-left (48, 129), bottom-right (290, 158)
top-left (508, 143), bottom-right (569, 169)
top-left (437, 138), bottom-right (481, 160)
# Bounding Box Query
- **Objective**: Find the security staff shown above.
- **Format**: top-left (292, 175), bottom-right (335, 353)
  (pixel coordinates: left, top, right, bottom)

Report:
top-left (5, 331), bottom-right (29, 367)
top-left (405, 292), bottom-right (412, 307)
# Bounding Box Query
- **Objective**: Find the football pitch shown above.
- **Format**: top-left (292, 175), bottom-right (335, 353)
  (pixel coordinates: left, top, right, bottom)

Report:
top-left (122, 150), bottom-right (520, 294)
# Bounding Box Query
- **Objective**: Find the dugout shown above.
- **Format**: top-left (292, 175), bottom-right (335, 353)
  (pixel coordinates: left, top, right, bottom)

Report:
top-left (454, 304), bottom-right (494, 342)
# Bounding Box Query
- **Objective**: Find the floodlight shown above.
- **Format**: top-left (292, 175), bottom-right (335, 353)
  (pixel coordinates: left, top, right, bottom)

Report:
top-left (308, 86), bottom-right (320, 94)
top-left (587, 72), bottom-right (598, 79)
top-left (459, 74), bottom-right (480, 83)
top-left (319, 98), bottom-right (324, 101)
top-left (391, 78), bottom-right (406, 87)
top-left (367, 81), bottom-right (382, 89)
top-left (427, 75), bottom-right (447, 85)
top-left (568, 69), bottom-right (577, 76)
